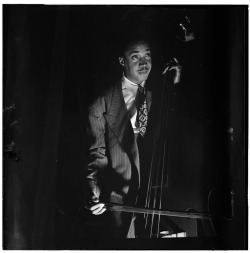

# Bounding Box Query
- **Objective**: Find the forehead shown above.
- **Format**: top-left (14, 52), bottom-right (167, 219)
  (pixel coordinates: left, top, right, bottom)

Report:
top-left (124, 41), bottom-right (150, 54)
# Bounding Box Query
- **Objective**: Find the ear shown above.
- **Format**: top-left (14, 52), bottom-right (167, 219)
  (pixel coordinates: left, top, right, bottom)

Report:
top-left (119, 57), bottom-right (125, 66)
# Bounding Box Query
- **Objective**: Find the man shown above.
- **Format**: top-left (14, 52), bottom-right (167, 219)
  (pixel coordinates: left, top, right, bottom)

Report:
top-left (84, 37), bottom-right (181, 238)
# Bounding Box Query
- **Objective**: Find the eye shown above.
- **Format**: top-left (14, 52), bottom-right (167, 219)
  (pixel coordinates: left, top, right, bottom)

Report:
top-left (131, 55), bottom-right (139, 61)
top-left (145, 53), bottom-right (151, 59)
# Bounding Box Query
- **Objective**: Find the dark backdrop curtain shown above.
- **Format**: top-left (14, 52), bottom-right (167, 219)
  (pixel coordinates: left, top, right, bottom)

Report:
top-left (3, 5), bottom-right (69, 249)
top-left (3, 5), bottom-right (247, 250)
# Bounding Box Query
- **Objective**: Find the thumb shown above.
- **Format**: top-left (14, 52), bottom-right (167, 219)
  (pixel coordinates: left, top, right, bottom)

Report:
top-left (92, 196), bottom-right (99, 203)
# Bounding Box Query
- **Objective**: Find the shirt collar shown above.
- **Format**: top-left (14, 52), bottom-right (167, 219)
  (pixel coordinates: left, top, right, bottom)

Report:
top-left (122, 74), bottom-right (145, 88)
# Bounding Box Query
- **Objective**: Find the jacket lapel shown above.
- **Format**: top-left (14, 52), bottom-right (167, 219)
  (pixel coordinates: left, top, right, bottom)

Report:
top-left (103, 81), bottom-right (153, 183)
top-left (103, 81), bottom-right (131, 144)
top-left (103, 82), bottom-right (140, 172)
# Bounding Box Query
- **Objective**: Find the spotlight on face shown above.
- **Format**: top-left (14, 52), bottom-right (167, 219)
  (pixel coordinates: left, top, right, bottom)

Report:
top-left (119, 41), bottom-right (152, 84)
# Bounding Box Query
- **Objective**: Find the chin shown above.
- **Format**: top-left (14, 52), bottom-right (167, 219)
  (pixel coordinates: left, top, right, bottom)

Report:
top-left (138, 75), bottom-right (149, 82)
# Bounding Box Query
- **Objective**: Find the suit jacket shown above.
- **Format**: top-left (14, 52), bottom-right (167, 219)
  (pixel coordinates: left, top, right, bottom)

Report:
top-left (85, 79), bottom-right (152, 237)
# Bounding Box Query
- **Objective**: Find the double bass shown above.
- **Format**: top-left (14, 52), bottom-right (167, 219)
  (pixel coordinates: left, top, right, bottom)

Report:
top-left (104, 15), bottom-right (234, 239)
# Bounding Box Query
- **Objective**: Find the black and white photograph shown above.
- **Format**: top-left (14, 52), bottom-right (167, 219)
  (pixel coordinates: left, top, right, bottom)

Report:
top-left (3, 4), bottom-right (248, 250)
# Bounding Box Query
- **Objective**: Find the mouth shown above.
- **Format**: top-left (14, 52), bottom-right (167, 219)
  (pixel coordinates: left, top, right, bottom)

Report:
top-left (138, 68), bottom-right (150, 75)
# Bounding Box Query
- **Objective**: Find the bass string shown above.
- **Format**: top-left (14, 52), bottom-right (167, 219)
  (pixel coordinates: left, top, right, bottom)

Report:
top-left (148, 74), bottom-right (166, 237)
top-left (157, 73), bottom-right (172, 237)
top-left (145, 74), bottom-right (166, 210)
top-left (147, 73), bottom-right (171, 238)
top-left (144, 78), bottom-right (166, 232)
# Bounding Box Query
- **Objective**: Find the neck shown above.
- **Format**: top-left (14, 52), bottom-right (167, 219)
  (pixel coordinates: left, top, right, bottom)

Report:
top-left (123, 74), bottom-right (145, 87)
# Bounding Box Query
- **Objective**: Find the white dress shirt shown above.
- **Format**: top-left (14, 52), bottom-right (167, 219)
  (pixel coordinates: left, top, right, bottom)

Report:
top-left (122, 75), bottom-right (145, 133)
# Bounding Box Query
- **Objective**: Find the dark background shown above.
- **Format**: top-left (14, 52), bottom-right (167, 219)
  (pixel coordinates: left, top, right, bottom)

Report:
top-left (3, 5), bottom-right (247, 249)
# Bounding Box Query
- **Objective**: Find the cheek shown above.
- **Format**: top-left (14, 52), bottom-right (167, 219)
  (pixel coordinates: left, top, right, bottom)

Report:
top-left (128, 63), bottom-right (138, 73)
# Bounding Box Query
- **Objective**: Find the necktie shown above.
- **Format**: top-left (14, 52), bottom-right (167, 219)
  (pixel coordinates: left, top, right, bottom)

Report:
top-left (136, 85), bottom-right (148, 137)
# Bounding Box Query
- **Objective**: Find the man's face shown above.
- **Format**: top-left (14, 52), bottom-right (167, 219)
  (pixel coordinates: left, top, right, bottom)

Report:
top-left (119, 41), bottom-right (152, 84)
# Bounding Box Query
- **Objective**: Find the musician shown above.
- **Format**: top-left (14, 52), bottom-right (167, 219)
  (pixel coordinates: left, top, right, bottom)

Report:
top-left (84, 35), bottom-right (181, 238)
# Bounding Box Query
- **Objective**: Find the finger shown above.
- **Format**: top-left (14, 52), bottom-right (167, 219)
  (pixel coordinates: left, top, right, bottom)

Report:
top-left (90, 203), bottom-right (105, 211)
top-left (174, 70), bottom-right (181, 84)
top-left (92, 205), bottom-right (106, 215)
top-left (168, 65), bottom-right (182, 71)
top-left (92, 198), bottom-right (99, 203)
top-left (94, 207), bottom-right (107, 215)
top-left (162, 66), bottom-right (169, 74)
top-left (173, 57), bottom-right (179, 63)
top-left (163, 65), bottom-right (182, 74)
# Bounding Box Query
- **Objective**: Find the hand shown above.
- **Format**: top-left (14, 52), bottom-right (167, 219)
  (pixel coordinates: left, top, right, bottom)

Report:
top-left (162, 57), bottom-right (182, 84)
top-left (85, 198), bottom-right (106, 215)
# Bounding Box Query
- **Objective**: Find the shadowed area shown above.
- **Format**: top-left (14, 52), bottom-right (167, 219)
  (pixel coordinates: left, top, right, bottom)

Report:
top-left (3, 5), bottom-right (247, 250)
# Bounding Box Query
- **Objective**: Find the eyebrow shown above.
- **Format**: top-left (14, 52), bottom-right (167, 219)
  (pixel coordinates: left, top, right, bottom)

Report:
top-left (128, 49), bottom-right (151, 55)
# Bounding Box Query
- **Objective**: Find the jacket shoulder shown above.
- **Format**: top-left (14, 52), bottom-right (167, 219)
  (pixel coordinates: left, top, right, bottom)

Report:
top-left (88, 80), bottom-right (121, 115)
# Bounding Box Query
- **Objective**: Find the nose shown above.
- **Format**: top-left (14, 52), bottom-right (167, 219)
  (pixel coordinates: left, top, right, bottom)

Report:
top-left (139, 57), bottom-right (148, 66)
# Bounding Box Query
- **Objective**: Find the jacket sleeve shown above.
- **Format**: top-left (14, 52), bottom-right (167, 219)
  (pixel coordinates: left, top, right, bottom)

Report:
top-left (85, 96), bottom-right (108, 202)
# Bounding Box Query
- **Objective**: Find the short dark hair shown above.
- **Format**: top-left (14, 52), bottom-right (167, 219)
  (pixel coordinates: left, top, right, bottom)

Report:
top-left (115, 31), bottom-right (152, 58)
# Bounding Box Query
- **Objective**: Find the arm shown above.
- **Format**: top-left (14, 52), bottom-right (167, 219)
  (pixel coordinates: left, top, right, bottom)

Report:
top-left (85, 96), bottom-right (108, 215)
